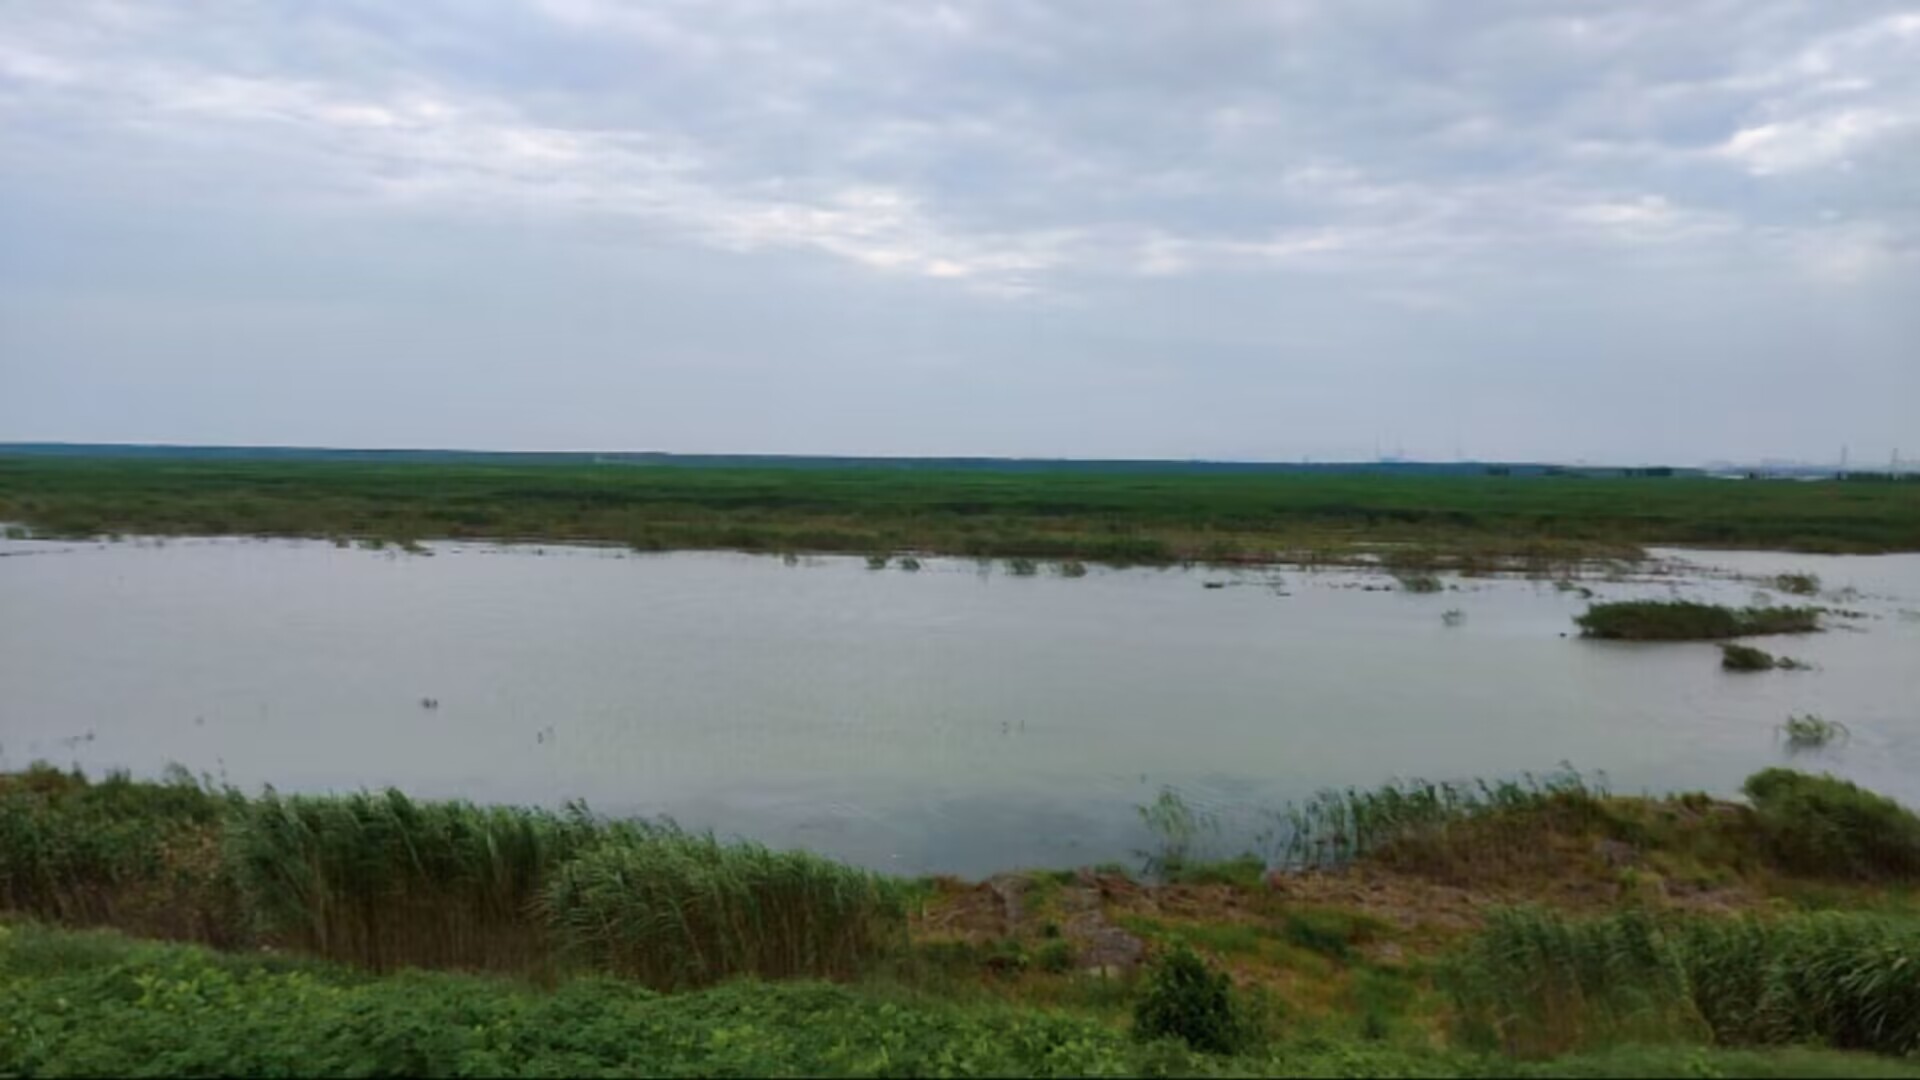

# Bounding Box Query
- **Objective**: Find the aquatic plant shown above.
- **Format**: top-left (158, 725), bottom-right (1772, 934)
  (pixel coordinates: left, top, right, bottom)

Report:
top-left (866, 554), bottom-right (889, 570)
top-left (1719, 643), bottom-right (1776, 671)
top-left (1774, 572), bottom-right (1821, 596)
top-left (1006, 557), bottom-right (1039, 576)
top-left (1396, 573), bottom-right (1443, 593)
top-left (898, 555), bottom-right (921, 571)
top-left (1057, 559), bottom-right (1088, 578)
top-left (1266, 767), bottom-right (1607, 872)
top-left (1441, 608), bottom-right (1466, 627)
top-left (1574, 601), bottom-right (1820, 640)
top-left (1776, 714), bottom-right (1850, 750)
top-left (1137, 789), bottom-right (1219, 882)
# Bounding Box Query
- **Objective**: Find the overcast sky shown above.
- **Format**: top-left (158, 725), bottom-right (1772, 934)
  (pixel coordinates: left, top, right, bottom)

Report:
top-left (2, 1), bottom-right (1916, 464)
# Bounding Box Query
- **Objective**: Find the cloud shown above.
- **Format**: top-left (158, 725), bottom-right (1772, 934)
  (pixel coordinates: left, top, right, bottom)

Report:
top-left (0, 0), bottom-right (1914, 460)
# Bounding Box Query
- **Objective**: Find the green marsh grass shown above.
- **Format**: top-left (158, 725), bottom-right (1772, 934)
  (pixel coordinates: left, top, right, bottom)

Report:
top-left (1743, 769), bottom-right (1919, 880)
top-left (1721, 643), bottom-right (1777, 671)
top-left (1451, 907), bottom-right (1920, 1057)
top-left (1775, 572), bottom-right (1822, 595)
top-left (1575, 600), bottom-right (1821, 640)
top-left (1778, 714), bottom-right (1850, 749)
top-left (11, 457), bottom-right (1920, 566)
top-left (0, 765), bottom-right (241, 944)
top-left (542, 827), bottom-right (908, 989)
top-left (223, 789), bottom-right (605, 973)
top-left (1266, 768), bottom-right (1607, 872)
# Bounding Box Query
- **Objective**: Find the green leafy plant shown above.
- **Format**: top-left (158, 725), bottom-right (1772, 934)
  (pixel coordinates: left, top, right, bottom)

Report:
top-left (1132, 944), bottom-right (1255, 1054)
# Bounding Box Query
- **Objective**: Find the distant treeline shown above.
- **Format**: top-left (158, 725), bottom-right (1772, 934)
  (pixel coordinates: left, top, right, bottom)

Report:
top-left (0, 442), bottom-right (1703, 479)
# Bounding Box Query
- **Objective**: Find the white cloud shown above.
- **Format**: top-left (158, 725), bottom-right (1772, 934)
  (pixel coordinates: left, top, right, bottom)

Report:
top-left (1719, 108), bottom-right (1909, 175)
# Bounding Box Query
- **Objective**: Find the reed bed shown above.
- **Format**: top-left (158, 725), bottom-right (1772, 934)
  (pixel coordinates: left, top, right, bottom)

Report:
top-left (1265, 768), bottom-right (1607, 873)
top-left (0, 765), bottom-right (238, 944)
top-left (1452, 907), bottom-right (1920, 1057)
top-left (1575, 601), bottom-right (1820, 640)
top-left (223, 789), bottom-right (606, 973)
top-left (542, 825), bottom-right (908, 989)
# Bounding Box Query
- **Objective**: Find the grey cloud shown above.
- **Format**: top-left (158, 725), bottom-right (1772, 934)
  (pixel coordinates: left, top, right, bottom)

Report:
top-left (0, 1), bottom-right (1914, 461)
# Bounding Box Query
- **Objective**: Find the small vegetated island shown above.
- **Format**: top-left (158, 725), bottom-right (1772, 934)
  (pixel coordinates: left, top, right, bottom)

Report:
top-left (1575, 600), bottom-right (1823, 641)
top-left (5, 763), bottom-right (1920, 1076)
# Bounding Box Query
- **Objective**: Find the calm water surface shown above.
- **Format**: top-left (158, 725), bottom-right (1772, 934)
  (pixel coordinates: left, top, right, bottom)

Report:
top-left (3, 536), bottom-right (1916, 876)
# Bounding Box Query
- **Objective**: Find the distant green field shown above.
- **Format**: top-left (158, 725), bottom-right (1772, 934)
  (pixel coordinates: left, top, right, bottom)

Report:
top-left (2, 456), bottom-right (1916, 563)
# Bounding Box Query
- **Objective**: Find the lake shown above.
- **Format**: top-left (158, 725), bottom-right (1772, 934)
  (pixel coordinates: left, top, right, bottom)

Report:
top-left (3, 535), bottom-right (1916, 877)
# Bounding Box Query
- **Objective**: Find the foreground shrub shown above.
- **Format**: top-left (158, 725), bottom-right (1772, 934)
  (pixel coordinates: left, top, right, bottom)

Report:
top-left (1133, 944), bottom-right (1255, 1054)
top-left (1742, 769), bottom-right (1920, 880)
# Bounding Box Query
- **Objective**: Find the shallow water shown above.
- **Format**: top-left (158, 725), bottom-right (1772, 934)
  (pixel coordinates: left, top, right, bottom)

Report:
top-left (2, 535), bottom-right (1916, 876)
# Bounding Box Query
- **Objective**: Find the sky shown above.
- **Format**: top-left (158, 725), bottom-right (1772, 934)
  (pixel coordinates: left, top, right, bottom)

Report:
top-left (1, 2), bottom-right (1916, 465)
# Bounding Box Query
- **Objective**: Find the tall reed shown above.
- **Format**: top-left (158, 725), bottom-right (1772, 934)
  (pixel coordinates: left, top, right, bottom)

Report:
top-left (1266, 767), bottom-right (1606, 873)
top-left (222, 788), bottom-right (604, 973)
top-left (1452, 907), bottom-right (1920, 1057)
top-left (0, 764), bottom-right (238, 943)
top-left (541, 824), bottom-right (908, 989)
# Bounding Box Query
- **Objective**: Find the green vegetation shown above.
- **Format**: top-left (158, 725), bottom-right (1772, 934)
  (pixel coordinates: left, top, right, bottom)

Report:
top-left (1269, 769), bottom-right (1606, 871)
top-left (5, 457), bottom-right (1917, 566)
top-left (9, 766), bottom-right (1920, 1076)
top-left (866, 553), bottom-right (890, 570)
top-left (1720, 643), bottom-right (1777, 671)
top-left (1774, 572), bottom-right (1822, 595)
top-left (1452, 908), bottom-right (1920, 1058)
top-left (1743, 770), bottom-right (1918, 880)
top-left (543, 832), bottom-right (906, 989)
top-left (1133, 945), bottom-right (1255, 1054)
top-left (1007, 556), bottom-right (1040, 576)
top-left (1574, 600), bottom-right (1821, 640)
top-left (1777, 714), bottom-right (1851, 750)
top-left (10, 926), bottom-right (1917, 1078)
top-left (1396, 572), bottom-right (1444, 593)
top-left (898, 555), bottom-right (922, 571)
top-left (1057, 559), bottom-right (1089, 578)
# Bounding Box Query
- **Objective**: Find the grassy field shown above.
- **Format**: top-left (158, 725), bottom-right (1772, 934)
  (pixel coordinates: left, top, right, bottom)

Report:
top-left (3, 456), bottom-right (1918, 565)
top-left (5, 765), bottom-right (1920, 1075)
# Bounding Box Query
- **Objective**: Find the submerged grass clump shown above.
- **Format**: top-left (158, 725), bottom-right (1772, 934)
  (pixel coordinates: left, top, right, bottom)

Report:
top-left (1774, 572), bottom-right (1822, 596)
top-left (1056, 559), bottom-right (1088, 578)
top-left (1575, 600), bottom-right (1820, 640)
top-left (1395, 573), bottom-right (1444, 593)
top-left (1720, 643), bottom-right (1777, 671)
top-left (1005, 557), bottom-right (1038, 576)
top-left (898, 555), bottom-right (921, 571)
top-left (1776, 714), bottom-right (1851, 750)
